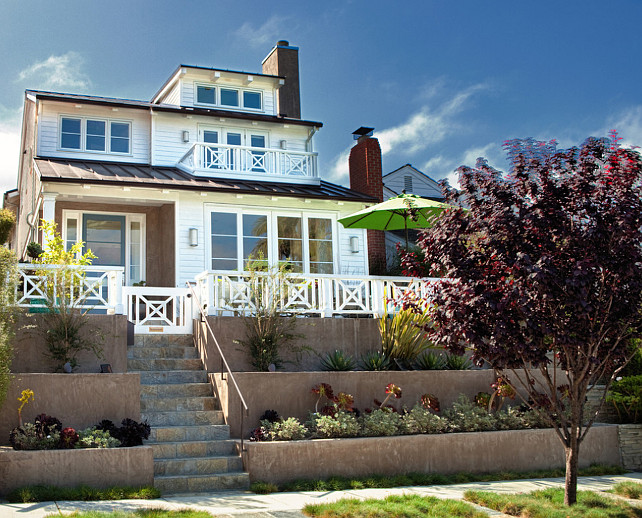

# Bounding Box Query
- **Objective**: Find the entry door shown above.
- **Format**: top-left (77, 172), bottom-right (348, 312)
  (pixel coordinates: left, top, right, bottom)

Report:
top-left (82, 214), bottom-right (126, 267)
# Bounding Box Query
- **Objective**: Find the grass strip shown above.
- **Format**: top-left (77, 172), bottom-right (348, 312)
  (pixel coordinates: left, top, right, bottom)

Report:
top-left (251, 464), bottom-right (626, 494)
top-left (464, 487), bottom-right (642, 518)
top-left (44, 511), bottom-right (212, 518)
top-left (303, 493), bottom-right (488, 518)
top-left (7, 484), bottom-right (160, 503)
top-left (612, 481), bottom-right (642, 500)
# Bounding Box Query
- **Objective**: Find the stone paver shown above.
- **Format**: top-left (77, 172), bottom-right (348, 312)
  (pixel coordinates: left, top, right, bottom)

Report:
top-left (0, 473), bottom-right (640, 517)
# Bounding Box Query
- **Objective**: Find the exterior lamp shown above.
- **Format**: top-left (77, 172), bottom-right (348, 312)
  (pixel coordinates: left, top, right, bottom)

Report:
top-left (182, 130), bottom-right (190, 143)
top-left (189, 228), bottom-right (198, 247)
top-left (350, 236), bottom-right (359, 253)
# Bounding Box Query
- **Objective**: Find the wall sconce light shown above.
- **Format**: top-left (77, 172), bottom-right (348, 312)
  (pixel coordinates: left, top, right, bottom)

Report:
top-left (350, 236), bottom-right (359, 253)
top-left (182, 130), bottom-right (190, 143)
top-left (280, 139), bottom-right (287, 149)
top-left (189, 227), bottom-right (198, 247)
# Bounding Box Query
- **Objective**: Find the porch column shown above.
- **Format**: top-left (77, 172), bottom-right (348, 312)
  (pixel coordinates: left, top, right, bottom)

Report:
top-left (41, 193), bottom-right (57, 247)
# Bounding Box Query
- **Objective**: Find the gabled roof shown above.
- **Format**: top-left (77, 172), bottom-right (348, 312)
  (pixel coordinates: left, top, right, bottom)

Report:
top-left (34, 158), bottom-right (376, 203)
top-left (383, 163), bottom-right (441, 183)
top-left (26, 90), bottom-right (323, 128)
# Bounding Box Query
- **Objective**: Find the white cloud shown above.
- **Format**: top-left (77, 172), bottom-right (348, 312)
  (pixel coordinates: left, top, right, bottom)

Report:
top-left (234, 16), bottom-right (292, 49)
top-left (0, 115), bottom-right (22, 196)
top-left (327, 83), bottom-right (488, 185)
top-left (17, 52), bottom-right (90, 92)
top-left (605, 106), bottom-right (642, 148)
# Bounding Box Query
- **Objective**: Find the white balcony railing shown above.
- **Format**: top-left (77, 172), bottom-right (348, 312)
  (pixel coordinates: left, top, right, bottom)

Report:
top-left (195, 270), bottom-right (439, 318)
top-left (177, 142), bottom-right (318, 183)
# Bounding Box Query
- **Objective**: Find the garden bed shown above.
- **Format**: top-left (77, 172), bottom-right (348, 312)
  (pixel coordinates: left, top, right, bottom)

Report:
top-left (243, 424), bottom-right (621, 484)
top-left (0, 445), bottom-right (153, 496)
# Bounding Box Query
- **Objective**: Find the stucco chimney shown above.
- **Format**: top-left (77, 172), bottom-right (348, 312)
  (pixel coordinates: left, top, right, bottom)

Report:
top-left (262, 40), bottom-right (301, 119)
top-left (348, 127), bottom-right (386, 273)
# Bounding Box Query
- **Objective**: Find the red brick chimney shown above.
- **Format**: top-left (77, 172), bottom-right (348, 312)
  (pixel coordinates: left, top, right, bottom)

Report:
top-left (262, 40), bottom-right (301, 119)
top-left (348, 128), bottom-right (386, 274)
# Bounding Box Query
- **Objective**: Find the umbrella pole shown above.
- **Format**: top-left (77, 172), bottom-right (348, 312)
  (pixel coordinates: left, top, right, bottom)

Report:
top-left (405, 219), bottom-right (409, 250)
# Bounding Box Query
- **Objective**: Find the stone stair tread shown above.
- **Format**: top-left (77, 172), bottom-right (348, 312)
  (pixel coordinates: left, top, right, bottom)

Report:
top-left (153, 472), bottom-right (250, 493)
top-left (128, 347), bottom-right (199, 359)
top-left (128, 358), bottom-right (203, 371)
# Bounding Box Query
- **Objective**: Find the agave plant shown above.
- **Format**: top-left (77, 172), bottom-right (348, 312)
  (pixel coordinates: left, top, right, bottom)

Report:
top-left (359, 351), bottom-right (392, 371)
top-left (320, 350), bottom-right (356, 371)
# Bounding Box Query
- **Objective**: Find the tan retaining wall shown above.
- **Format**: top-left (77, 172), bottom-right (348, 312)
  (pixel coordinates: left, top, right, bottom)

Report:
top-left (196, 316), bottom-right (382, 372)
top-left (618, 424), bottom-right (642, 471)
top-left (0, 373), bottom-right (141, 446)
top-left (214, 370), bottom-right (497, 438)
top-left (11, 313), bottom-right (129, 373)
top-left (243, 424), bottom-right (621, 484)
top-left (0, 446), bottom-right (153, 495)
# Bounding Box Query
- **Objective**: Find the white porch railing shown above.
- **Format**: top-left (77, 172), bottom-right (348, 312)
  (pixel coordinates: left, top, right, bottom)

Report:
top-left (177, 142), bottom-right (318, 183)
top-left (122, 286), bottom-right (195, 334)
top-left (16, 263), bottom-right (124, 313)
top-left (194, 270), bottom-right (439, 317)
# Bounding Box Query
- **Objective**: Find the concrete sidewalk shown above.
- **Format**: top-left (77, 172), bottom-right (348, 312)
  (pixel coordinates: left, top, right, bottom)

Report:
top-left (1, 473), bottom-right (641, 517)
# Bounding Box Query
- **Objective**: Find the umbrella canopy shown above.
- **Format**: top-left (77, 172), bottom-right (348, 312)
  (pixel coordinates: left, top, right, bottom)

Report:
top-left (338, 193), bottom-right (453, 248)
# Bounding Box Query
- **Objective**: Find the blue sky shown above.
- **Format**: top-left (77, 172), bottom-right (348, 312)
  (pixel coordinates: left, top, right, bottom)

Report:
top-left (1, 0), bottom-right (641, 194)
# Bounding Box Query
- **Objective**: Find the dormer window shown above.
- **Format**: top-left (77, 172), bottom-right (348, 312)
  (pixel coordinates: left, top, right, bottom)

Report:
top-left (60, 116), bottom-right (131, 154)
top-left (195, 83), bottom-right (263, 111)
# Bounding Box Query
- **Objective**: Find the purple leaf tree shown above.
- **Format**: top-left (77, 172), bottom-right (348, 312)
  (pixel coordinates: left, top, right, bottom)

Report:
top-left (401, 134), bottom-right (642, 506)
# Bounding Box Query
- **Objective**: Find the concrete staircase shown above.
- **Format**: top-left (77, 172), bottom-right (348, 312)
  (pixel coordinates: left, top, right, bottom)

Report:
top-left (128, 334), bottom-right (250, 494)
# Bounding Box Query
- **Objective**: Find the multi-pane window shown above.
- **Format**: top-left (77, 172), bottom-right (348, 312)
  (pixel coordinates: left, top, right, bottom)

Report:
top-left (60, 117), bottom-right (130, 154)
top-left (195, 83), bottom-right (262, 111)
top-left (243, 214), bottom-right (268, 267)
top-left (277, 216), bottom-right (303, 272)
top-left (308, 218), bottom-right (333, 274)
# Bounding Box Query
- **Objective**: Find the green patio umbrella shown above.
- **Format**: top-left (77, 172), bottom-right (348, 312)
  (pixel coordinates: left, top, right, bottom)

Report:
top-left (338, 192), bottom-right (453, 248)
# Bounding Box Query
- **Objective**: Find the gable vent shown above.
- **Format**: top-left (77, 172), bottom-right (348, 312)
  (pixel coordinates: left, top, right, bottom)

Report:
top-left (404, 175), bottom-right (413, 192)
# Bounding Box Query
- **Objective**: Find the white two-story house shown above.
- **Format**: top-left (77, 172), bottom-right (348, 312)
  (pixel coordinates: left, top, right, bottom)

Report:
top-left (5, 41), bottom-right (424, 332)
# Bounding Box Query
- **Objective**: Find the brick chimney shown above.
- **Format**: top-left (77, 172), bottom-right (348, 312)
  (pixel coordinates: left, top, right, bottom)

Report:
top-left (348, 128), bottom-right (386, 274)
top-left (262, 40), bottom-right (301, 119)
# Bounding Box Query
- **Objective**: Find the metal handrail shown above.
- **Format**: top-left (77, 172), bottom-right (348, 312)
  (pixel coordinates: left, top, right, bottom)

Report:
top-left (186, 281), bottom-right (249, 451)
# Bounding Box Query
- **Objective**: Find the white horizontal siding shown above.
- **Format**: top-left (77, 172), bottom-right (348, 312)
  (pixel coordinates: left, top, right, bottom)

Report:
top-left (337, 226), bottom-right (368, 276)
top-left (37, 102), bottom-right (150, 163)
top-left (176, 194), bottom-right (207, 285)
top-left (163, 83), bottom-right (181, 106)
top-left (384, 168), bottom-right (443, 199)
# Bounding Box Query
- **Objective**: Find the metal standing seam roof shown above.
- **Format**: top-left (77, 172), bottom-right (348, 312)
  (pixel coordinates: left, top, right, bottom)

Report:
top-left (34, 158), bottom-right (378, 203)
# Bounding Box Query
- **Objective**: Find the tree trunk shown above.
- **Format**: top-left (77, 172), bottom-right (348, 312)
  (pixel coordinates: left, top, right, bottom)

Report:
top-left (564, 430), bottom-right (580, 506)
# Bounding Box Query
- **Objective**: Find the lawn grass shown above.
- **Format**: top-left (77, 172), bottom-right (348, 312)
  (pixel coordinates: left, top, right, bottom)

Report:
top-left (612, 481), bottom-right (642, 500)
top-left (303, 494), bottom-right (487, 518)
top-left (464, 487), bottom-right (642, 518)
top-left (44, 510), bottom-right (212, 518)
top-left (251, 464), bottom-right (626, 494)
top-left (7, 484), bottom-right (160, 503)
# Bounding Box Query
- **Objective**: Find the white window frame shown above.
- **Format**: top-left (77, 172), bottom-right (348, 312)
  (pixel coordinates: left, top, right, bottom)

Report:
top-left (58, 115), bottom-right (132, 156)
top-left (193, 82), bottom-right (264, 112)
top-left (62, 209), bottom-right (146, 285)
top-left (205, 205), bottom-right (338, 274)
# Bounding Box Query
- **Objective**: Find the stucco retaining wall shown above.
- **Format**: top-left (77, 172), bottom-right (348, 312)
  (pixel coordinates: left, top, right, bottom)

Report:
top-left (214, 370), bottom-right (498, 438)
top-left (196, 316), bottom-right (382, 372)
top-left (0, 373), bottom-right (141, 446)
top-left (243, 424), bottom-right (621, 484)
top-left (11, 313), bottom-right (129, 373)
top-left (0, 446), bottom-right (153, 495)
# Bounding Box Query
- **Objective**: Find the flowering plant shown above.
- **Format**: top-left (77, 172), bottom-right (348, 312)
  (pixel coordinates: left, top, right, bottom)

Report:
top-left (17, 389), bottom-right (34, 426)
top-left (420, 393), bottom-right (440, 413)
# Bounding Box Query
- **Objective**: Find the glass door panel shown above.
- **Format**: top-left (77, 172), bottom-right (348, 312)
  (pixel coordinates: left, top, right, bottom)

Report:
top-left (250, 134), bottom-right (266, 172)
top-left (82, 215), bottom-right (126, 266)
top-left (277, 216), bottom-right (303, 272)
top-left (242, 214), bottom-right (268, 268)
top-left (226, 132), bottom-right (242, 170)
top-left (211, 212), bottom-right (238, 270)
top-left (203, 130), bottom-right (219, 169)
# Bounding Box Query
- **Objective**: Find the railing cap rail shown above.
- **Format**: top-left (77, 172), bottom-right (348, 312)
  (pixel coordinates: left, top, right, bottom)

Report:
top-left (18, 263), bottom-right (125, 273)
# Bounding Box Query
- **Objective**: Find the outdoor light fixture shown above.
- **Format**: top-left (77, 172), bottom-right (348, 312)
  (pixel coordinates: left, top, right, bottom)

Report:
top-left (182, 130), bottom-right (190, 143)
top-left (280, 139), bottom-right (287, 149)
top-left (350, 236), bottom-right (359, 253)
top-left (189, 228), bottom-right (198, 247)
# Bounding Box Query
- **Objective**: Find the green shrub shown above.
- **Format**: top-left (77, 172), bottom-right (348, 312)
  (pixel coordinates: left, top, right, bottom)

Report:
top-left (0, 246), bottom-right (17, 410)
top-left (320, 350), bottom-right (356, 371)
top-left (311, 411), bottom-right (361, 438)
top-left (9, 423), bottom-right (61, 450)
top-left (360, 351), bottom-right (392, 371)
top-left (402, 404), bottom-right (446, 434)
top-left (414, 350), bottom-right (445, 370)
top-left (379, 308), bottom-right (433, 363)
top-left (361, 409), bottom-right (404, 437)
top-left (0, 208), bottom-right (16, 245)
top-left (76, 427), bottom-right (121, 448)
top-left (443, 395), bottom-right (497, 432)
top-left (263, 417), bottom-right (308, 441)
top-left (607, 375), bottom-right (642, 423)
top-left (622, 341), bottom-right (642, 377)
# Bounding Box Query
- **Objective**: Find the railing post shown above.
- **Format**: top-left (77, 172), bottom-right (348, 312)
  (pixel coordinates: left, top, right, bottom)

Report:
top-left (372, 278), bottom-right (386, 318)
top-left (109, 269), bottom-right (124, 315)
top-left (321, 277), bottom-right (333, 317)
top-left (207, 273), bottom-right (217, 316)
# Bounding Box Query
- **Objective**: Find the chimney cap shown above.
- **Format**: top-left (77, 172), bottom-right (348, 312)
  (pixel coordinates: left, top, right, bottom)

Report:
top-left (277, 40), bottom-right (290, 46)
top-left (352, 127), bottom-right (374, 140)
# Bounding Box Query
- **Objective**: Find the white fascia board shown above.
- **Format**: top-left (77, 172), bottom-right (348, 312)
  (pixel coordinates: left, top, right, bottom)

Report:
top-left (152, 68), bottom-right (183, 104)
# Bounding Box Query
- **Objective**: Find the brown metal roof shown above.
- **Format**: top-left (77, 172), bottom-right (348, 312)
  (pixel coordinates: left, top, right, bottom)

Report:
top-left (27, 90), bottom-right (323, 128)
top-left (35, 158), bottom-right (376, 203)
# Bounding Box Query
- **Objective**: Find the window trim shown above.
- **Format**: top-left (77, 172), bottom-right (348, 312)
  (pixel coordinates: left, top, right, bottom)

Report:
top-left (58, 115), bottom-right (132, 155)
top-left (194, 82), bottom-right (264, 112)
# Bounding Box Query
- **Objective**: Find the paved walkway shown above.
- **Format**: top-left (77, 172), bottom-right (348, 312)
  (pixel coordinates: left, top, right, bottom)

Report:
top-left (1, 473), bottom-right (641, 517)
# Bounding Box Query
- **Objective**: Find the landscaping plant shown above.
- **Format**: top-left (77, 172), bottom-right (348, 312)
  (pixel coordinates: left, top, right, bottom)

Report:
top-left (606, 375), bottom-right (642, 423)
top-left (399, 135), bottom-right (642, 505)
top-left (378, 306), bottom-right (433, 365)
top-left (0, 239), bottom-right (18, 411)
top-left (359, 350), bottom-right (391, 371)
top-left (320, 349), bottom-right (356, 371)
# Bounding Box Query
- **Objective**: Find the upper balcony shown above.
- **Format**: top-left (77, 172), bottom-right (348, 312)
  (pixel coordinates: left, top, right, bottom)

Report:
top-left (176, 141), bottom-right (319, 184)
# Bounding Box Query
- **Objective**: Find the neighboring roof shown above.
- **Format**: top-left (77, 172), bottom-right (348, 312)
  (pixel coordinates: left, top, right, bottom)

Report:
top-left (34, 158), bottom-right (376, 203)
top-left (383, 163), bottom-right (440, 183)
top-left (27, 90), bottom-right (323, 128)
